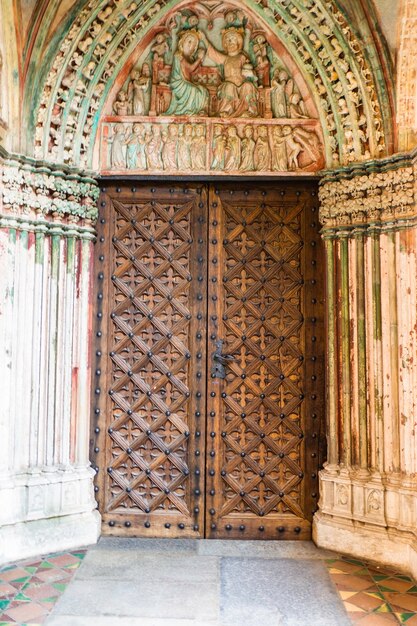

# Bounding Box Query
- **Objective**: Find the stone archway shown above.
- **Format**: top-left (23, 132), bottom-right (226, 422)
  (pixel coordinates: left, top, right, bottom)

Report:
top-left (3, 0), bottom-right (417, 575)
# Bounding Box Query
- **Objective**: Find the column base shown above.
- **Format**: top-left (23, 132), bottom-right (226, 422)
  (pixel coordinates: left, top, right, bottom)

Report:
top-left (314, 466), bottom-right (417, 579)
top-left (314, 512), bottom-right (417, 580)
top-left (0, 509), bottom-right (101, 566)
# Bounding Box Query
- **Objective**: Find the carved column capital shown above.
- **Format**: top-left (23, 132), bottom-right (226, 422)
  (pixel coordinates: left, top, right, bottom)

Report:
top-left (0, 149), bottom-right (99, 231)
top-left (319, 149), bottom-right (417, 231)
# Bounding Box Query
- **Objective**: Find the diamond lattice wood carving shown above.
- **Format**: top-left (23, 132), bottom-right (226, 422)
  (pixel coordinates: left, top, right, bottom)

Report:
top-left (206, 184), bottom-right (324, 539)
top-left (95, 185), bottom-right (207, 537)
top-left (92, 182), bottom-right (324, 539)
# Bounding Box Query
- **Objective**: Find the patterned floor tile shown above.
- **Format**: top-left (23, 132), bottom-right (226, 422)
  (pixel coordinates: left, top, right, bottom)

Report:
top-left (0, 550), bottom-right (86, 625)
top-left (326, 555), bottom-right (417, 625)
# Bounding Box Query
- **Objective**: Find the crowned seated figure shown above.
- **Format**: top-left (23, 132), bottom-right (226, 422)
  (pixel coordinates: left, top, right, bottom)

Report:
top-left (166, 29), bottom-right (209, 116)
top-left (200, 26), bottom-right (259, 118)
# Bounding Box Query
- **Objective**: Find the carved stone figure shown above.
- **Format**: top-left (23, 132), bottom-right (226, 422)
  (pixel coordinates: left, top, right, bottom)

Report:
top-left (271, 69), bottom-right (289, 118)
top-left (254, 125), bottom-right (271, 170)
top-left (166, 29), bottom-right (209, 116)
top-left (224, 126), bottom-right (241, 170)
top-left (126, 124), bottom-right (140, 168)
top-left (178, 124), bottom-right (193, 170)
top-left (128, 65), bottom-right (151, 115)
top-left (252, 34), bottom-right (271, 87)
top-left (201, 27), bottom-right (258, 118)
top-left (293, 127), bottom-right (320, 164)
top-left (190, 125), bottom-right (206, 169)
top-left (151, 33), bottom-right (169, 64)
top-left (146, 125), bottom-right (164, 169)
top-left (162, 124), bottom-right (179, 170)
top-left (271, 126), bottom-right (288, 171)
top-left (240, 125), bottom-right (256, 171)
top-left (283, 125), bottom-right (302, 169)
top-left (113, 91), bottom-right (129, 116)
top-left (111, 124), bottom-right (127, 168)
top-left (211, 125), bottom-right (226, 170)
top-left (289, 92), bottom-right (308, 119)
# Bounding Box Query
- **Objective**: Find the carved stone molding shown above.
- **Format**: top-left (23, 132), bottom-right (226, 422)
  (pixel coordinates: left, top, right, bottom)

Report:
top-left (318, 466), bottom-right (417, 532)
top-left (319, 149), bottom-right (417, 228)
top-left (0, 151), bottom-right (99, 226)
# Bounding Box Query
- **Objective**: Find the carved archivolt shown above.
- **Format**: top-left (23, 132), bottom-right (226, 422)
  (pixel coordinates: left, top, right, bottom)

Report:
top-left (30, 0), bottom-right (392, 171)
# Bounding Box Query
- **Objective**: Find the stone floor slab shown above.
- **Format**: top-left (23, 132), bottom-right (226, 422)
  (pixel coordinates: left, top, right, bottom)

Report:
top-left (77, 550), bottom-right (219, 582)
top-left (94, 537), bottom-right (198, 553)
top-left (197, 539), bottom-right (334, 560)
top-left (51, 579), bottom-right (219, 620)
top-left (44, 541), bottom-right (353, 626)
top-left (220, 557), bottom-right (352, 626)
top-left (46, 617), bottom-right (219, 626)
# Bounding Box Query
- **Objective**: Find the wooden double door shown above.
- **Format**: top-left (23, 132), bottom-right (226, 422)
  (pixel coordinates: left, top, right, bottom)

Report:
top-left (92, 181), bottom-right (324, 540)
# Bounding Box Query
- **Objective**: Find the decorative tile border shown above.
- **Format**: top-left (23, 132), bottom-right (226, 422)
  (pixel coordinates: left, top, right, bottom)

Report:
top-left (0, 550), bottom-right (86, 625)
top-left (326, 556), bottom-right (417, 624)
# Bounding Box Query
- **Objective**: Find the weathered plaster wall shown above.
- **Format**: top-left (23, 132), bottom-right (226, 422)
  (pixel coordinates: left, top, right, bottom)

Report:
top-left (314, 149), bottom-right (417, 579)
top-left (0, 153), bottom-right (100, 564)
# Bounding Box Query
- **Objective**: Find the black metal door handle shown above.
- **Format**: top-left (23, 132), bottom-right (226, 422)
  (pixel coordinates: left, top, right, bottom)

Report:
top-left (212, 340), bottom-right (236, 379)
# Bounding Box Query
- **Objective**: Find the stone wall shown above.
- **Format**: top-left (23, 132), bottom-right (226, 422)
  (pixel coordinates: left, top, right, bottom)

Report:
top-left (314, 149), bottom-right (417, 579)
top-left (0, 151), bottom-right (100, 564)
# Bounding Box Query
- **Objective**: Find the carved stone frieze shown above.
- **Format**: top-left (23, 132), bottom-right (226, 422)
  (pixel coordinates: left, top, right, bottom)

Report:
top-left (101, 118), bottom-right (323, 175)
top-left (0, 152), bottom-right (99, 225)
top-left (319, 151), bottom-right (417, 228)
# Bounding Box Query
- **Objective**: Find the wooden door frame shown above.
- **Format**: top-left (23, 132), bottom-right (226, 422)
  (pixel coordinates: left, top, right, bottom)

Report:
top-left (89, 175), bottom-right (327, 538)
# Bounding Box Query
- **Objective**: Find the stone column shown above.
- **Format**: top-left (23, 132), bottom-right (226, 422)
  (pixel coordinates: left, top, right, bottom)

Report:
top-left (314, 149), bottom-right (417, 578)
top-left (0, 152), bottom-right (101, 564)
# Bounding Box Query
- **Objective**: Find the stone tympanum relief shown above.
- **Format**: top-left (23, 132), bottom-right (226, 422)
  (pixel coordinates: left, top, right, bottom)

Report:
top-left (100, 6), bottom-right (324, 175)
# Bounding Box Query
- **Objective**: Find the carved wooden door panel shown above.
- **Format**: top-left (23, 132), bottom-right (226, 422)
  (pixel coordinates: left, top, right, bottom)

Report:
top-left (92, 181), bottom-right (324, 539)
top-left (205, 184), bottom-right (324, 539)
top-left (94, 184), bottom-right (208, 537)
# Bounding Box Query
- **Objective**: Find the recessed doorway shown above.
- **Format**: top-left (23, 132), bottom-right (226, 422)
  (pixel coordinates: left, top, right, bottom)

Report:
top-left (92, 181), bottom-right (325, 539)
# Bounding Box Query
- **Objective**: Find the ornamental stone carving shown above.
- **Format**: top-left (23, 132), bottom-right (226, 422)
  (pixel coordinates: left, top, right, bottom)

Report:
top-left (319, 151), bottom-right (417, 228)
top-left (0, 152), bottom-right (99, 224)
top-left (32, 0), bottom-right (392, 169)
top-left (100, 5), bottom-right (324, 176)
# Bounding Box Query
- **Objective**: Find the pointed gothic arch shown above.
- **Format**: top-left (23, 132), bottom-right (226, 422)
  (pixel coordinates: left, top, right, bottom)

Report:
top-left (25, 0), bottom-right (395, 172)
